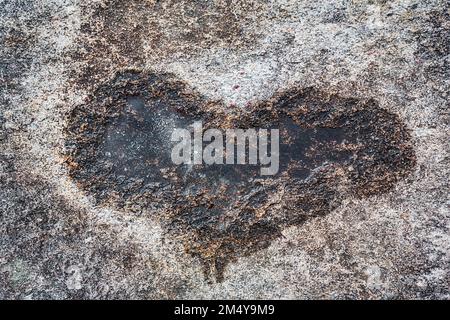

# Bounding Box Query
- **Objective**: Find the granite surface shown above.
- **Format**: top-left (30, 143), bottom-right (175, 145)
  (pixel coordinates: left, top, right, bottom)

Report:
top-left (0, 0), bottom-right (448, 299)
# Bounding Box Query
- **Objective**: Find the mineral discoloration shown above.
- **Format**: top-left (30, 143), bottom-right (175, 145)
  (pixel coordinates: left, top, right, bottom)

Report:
top-left (74, 0), bottom-right (264, 87)
top-left (65, 70), bottom-right (415, 280)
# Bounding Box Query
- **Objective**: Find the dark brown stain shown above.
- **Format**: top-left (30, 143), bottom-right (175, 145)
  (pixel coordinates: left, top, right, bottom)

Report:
top-left (64, 70), bottom-right (416, 281)
top-left (414, 8), bottom-right (450, 61)
top-left (72, 0), bottom-right (263, 88)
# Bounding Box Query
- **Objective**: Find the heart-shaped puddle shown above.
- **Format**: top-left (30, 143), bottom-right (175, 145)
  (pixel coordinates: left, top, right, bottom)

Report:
top-left (65, 70), bottom-right (415, 281)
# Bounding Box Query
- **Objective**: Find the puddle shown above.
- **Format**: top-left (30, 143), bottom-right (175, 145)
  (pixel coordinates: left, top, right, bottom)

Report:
top-left (65, 70), bottom-right (416, 281)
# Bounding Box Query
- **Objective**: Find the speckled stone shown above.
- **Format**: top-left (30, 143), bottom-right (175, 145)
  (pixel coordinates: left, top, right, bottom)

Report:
top-left (0, 0), bottom-right (448, 299)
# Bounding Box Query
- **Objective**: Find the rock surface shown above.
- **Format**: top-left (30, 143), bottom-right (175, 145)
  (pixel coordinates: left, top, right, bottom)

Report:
top-left (0, 0), bottom-right (449, 299)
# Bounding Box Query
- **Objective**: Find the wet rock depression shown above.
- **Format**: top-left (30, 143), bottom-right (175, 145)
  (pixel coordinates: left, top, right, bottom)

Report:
top-left (65, 70), bottom-right (416, 280)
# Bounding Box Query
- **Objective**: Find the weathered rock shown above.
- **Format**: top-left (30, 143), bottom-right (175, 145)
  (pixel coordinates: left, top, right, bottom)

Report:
top-left (0, 0), bottom-right (448, 299)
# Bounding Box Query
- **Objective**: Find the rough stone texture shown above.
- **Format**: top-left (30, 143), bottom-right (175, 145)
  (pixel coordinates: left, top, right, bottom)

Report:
top-left (0, 0), bottom-right (449, 299)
